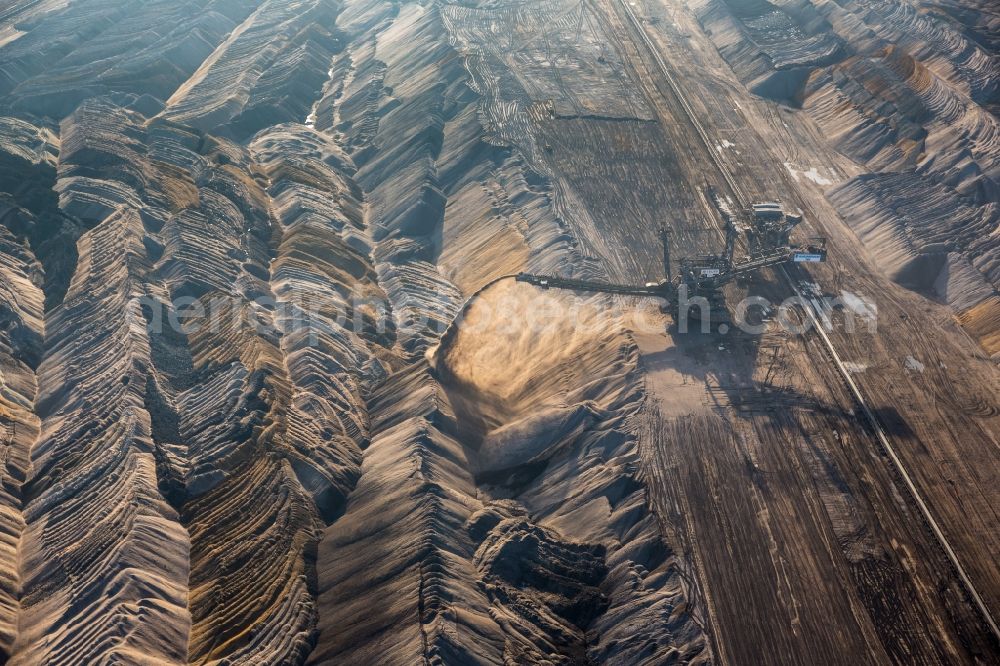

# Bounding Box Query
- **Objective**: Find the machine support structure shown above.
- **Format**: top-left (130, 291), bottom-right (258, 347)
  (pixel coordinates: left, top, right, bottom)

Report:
top-left (515, 196), bottom-right (827, 328)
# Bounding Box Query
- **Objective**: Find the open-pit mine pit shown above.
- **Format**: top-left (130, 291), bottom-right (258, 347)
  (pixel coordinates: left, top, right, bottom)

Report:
top-left (0, 0), bottom-right (998, 663)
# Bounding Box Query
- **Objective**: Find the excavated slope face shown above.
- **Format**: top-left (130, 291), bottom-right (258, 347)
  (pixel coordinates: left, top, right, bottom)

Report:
top-left (310, 3), bottom-right (710, 663)
top-left (436, 281), bottom-right (710, 664)
top-left (0, 0), bottom-right (713, 663)
top-left (693, 0), bottom-right (1000, 354)
top-left (1, 87), bottom-right (393, 662)
top-left (0, 226), bottom-right (42, 657)
top-left (0, 0), bottom-right (265, 118)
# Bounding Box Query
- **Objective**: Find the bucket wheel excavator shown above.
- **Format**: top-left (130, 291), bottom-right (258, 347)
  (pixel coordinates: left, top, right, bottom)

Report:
top-left (515, 192), bottom-right (827, 331)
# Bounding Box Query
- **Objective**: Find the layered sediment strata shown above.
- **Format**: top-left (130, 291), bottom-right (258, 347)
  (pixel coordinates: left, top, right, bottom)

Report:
top-left (437, 281), bottom-right (711, 664)
top-left (2, 0), bottom-right (994, 662)
top-left (300, 16), bottom-right (570, 634)
top-left (312, 281), bottom-right (711, 664)
top-left (15, 206), bottom-right (190, 664)
top-left (0, 227), bottom-right (42, 658)
top-left (310, 2), bottom-right (711, 663)
top-left (0, 116), bottom-right (54, 662)
top-left (0, 0), bottom-right (266, 118)
top-left (162, 0), bottom-right (344, 141)
top-left (8, 85), bottom-right (395, 662)
top-left (309, 363), bottom-right (503, 664)
top-left (0, 0), bottom-right (716, 661)
top-left (0, 115), bottom-right (73, 309)
top-left (826, 172), bottom-right (997, 299)
top-left (251, 124), bottom-right (394, 521)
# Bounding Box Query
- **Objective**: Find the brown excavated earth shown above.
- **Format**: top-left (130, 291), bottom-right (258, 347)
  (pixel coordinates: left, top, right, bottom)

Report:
top-left (0, 0), bottom-right (996, 664)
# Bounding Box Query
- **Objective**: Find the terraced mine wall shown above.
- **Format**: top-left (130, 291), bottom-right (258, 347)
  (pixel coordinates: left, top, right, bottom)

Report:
top-left (2, 0), bottom-right (997, 662)
top-left (0, 0), bottom-right (715, 662)
top-left (692, 0), bottom-right (1000, 355)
